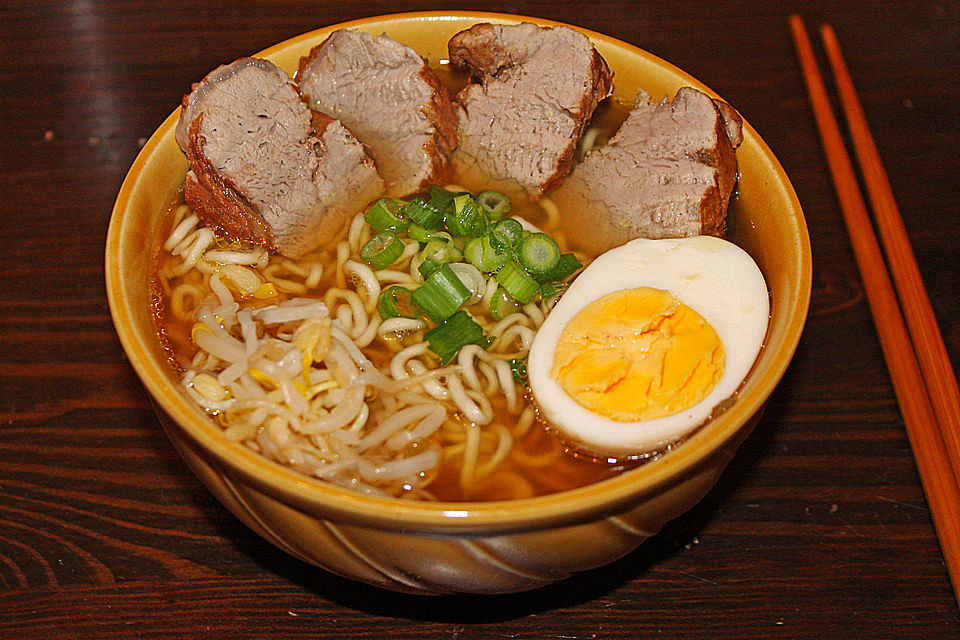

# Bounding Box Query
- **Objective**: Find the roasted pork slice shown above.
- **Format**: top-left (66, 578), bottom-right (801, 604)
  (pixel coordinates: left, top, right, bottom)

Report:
top-left (296, 29), bottom-right (458, 197)
top-left (175, 57), bottom-right (383, 259)
top-left (551, 87), bottom-right (744, 256)
top-left (448, 22), bottom-right (613, 196)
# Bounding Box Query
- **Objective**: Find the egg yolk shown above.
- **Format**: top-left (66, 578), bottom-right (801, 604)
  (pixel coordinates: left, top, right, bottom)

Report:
top-left (550, 287), bottom-right (725, 422)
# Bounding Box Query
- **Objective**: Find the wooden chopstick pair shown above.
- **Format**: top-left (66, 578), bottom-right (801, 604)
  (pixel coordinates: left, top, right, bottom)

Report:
top-left (789, 15), bottom-right (960, 603)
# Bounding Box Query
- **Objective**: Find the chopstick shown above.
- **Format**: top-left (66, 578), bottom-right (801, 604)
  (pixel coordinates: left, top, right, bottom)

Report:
top-left (820, 24), bottom-right (960, 482)
top-left (790, 15), bottom-right (960, 602)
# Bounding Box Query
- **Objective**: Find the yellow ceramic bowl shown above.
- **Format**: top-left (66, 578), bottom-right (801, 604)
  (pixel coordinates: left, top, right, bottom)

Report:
top-left (106, 11), bottom-right (811, 594)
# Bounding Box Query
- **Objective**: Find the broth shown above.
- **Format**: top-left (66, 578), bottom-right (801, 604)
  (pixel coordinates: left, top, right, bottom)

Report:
top-left (152, 184), bottom-right (637, 502)
top-left (151, 64), bottom-right (740, 503)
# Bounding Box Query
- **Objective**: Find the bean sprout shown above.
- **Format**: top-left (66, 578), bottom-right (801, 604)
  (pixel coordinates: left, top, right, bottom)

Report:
top-left (155, 196), bottom-right (589, 501)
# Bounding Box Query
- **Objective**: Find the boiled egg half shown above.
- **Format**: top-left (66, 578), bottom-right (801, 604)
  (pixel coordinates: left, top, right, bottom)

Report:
top-left (528, 236), bottom-right (769, 458)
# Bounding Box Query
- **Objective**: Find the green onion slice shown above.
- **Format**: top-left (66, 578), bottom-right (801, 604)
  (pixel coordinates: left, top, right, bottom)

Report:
top-left (425, 310), bottom-right (490, 364)
top-left (418, 259), bottom-right (440, 280)
top-left (447, 262), bottom-right (485, 304)
top-left (508, 358), bottom-right (527, 383)
top-left (360, 232), bottom-right (404, 270)
top-left (477, 191), bottom-right (511, 220)
top-left (428, 187), bottom-right (458, 212)
top-left (410, 226), bottom-right (453, 245)
top-left (421, 237), bottom-right (462, 265)
top-left (403, 198), bottom-right (444, 229)
top-left (517, 232), bottom-right (561, 275)
top-left (377, 286), bottom-right (420, 320)
top-left (407, 223), bottom-right (431, 243)
top-left (364, 198), bottom-right (408, 233)
top-left (495, 260), bottom-right (540, 304)
top-left (411, 264), bottom-right (471, 323)
top-left (536, 253), bottom-right (583, 283)
top-left (446, 194), bottom-right (487, 237)
top-left (490, 286), bottom-right (521, 320)
top-left (540, 281), bottom-right (560, 300)
top-left (489, 218), bottom-right (524, 251)
top-left (464, 235), bottom-right (511, 273)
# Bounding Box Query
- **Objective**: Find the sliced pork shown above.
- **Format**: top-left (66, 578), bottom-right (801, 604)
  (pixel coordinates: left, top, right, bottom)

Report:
top-left (296, 30), bottom-right (458, 197)
top-left (448, 22), bottom-right (613, 196)
top-left (175, 57), bottom-right (383, 258)
top-left (551, 87), bottom-right (744, 256)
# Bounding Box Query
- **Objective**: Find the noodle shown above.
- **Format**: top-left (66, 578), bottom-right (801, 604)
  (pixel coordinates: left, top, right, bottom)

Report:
top-left (153, 192), bottom-right (627, 501)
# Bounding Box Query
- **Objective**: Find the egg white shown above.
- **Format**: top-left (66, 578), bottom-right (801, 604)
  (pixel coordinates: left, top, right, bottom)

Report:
top-left (528, 236), bottom-right (770, 457)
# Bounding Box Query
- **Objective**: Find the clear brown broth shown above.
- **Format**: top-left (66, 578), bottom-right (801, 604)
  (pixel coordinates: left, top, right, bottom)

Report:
top-left (149, 65), bottom-right (749, 502)
top-left (151, 186), bottom-right (637, 501)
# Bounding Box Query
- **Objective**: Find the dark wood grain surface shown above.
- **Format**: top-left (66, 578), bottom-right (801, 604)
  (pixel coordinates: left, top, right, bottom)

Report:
top-left (2, 0), bottom-right (959, 637)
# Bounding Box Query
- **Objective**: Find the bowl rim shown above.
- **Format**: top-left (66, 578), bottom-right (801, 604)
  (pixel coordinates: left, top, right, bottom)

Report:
top-left (106, 10), bottom-right (812, 534)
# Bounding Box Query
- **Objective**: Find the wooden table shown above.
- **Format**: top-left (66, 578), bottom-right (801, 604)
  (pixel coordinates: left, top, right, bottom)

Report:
top-left (2, 1), bottom-right (958, 637)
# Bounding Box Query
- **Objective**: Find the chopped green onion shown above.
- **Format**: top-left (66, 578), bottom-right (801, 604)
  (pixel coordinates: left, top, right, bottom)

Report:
top-left (477, 191), bottom-right (511, 220)
top-left (411, 264), bottom-right (471, 323)
top-left (463, 236), bottom-right (482, 265)
top-left (489, 218), bottom-right (524, 251)
top-left (446, 194), bottom-right (487, 237)
top-left (403, 198), bottom-right (444, 229)
top-left (448, 262), bottom-right (485, 304)
top-left (418, 230), bottom-right (453, 245)
top-left (509, 358), bottom-right (527, 384)
top-left (421, 237), bottom-right (462, 265)
top-left (425, 310), bottom-right (490, 364)
top-left (495, 260), bottom-right (540, 303)
top-left (464, 235), bottom-right (512, 272)
top-left (490, 286), bottom-right (521, 320)
top-left (428, 187), bottom-right (458, 212)
top-left (432, 231), bottom-right (454, 243)
top-left (540, 281), bottom-right (560, 299)
top-left (517, 232), bottom-right (561, 275)
top-left (360, 232), bottom-right (404, 270)
top-left (418, 259), bottom-right (440, 280)
top-left (407, 223), bottom-right (432, 243)
top-left (377, 286), bottom-right (420, 320)
top-left (364, 198), bottom-right (408, 233)
top-left (536, 252), bottom-right (583, 282)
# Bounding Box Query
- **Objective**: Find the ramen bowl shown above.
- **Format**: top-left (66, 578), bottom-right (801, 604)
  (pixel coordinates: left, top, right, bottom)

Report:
top-left (106, 11), bottom-right (810, 594)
